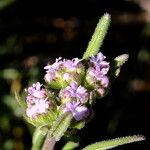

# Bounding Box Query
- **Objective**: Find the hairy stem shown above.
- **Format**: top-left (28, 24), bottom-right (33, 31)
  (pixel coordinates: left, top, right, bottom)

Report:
top-left (42, 135), bottom-right (56, 150)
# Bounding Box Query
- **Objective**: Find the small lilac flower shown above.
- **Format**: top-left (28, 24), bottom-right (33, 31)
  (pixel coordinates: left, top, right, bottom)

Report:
top-left (90, 52), bottom-right (110, 74)
top-left (44, 57), bottom-right (85, 89)
top-left (44, 57), bottom-right (63, 83)
top-left (25, 82), bottom-right (52, 119)
top-left (63, 58), bottom-right (82, 72)
top-left (59, 82), bottom-right (89, 104)
top-left (26, 98), bottom-right (51, 119)
top-left (25, 82), bottom-right (46, 99)
top-left (85, 52), bottom-right (110, 97)
top-left (96, 88), bottom-right (105, 97)
top-left (87, 68), bottom-right (109, 87)
top-left (64, 101), bottom-right (89, 121)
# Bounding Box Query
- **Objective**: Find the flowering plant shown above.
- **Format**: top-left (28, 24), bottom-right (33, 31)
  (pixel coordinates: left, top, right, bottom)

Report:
top-left (15, 13), bottom-right (145, 150)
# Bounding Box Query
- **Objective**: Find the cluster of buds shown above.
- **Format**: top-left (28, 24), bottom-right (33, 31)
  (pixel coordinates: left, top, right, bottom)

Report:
top-left (24, 52), bottom-right (110, 124)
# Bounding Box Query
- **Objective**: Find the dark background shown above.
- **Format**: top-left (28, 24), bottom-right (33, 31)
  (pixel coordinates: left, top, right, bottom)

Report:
top-left (0, 0), bottom-right (149, 149)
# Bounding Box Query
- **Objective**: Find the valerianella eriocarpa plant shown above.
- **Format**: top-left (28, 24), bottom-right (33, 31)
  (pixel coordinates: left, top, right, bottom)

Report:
top-left (15, 13), bottom-right (145, 150)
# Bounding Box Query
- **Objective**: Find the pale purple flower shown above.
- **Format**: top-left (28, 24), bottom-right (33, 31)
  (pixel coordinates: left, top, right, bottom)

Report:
top-left (85, 52), bottom-right (110, 91)
top-left (26, 98), bottom-right (51, 119)
top-left (64, 101), bottom-right (89, 121)
top-left (44, 57), bottom-right (63, 83)
top-left (44, 57), bottom-right (84, 85)
top-left (96, 88), bottom-right (105, 97)
top-left (87, 68), bottom-right (109, 88)
top-left (25, 82), bottom-right (52, 119)
top-left (63, 58), bottom-right (82, 72)
top-left (63, 73), bottom-right (73, 82)
top-left (59, 82), bottom-right (89, 104)
top-left (90, 52), bottom-right (106, 65)
top-left (25, 82), bottom-right (46, 99)
top-left (90, 52), bottom-right (110, 75)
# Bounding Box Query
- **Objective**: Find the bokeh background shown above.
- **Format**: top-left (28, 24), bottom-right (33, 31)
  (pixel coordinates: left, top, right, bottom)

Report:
top-left (0, 0), bottom-right (149, 149)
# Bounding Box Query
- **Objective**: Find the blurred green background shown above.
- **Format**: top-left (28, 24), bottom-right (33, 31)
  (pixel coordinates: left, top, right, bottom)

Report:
top-left (0, 0), bottom-right (149, 149)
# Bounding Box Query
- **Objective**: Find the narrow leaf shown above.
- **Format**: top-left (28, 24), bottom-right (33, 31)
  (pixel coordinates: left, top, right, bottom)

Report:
top-left (14, 91), bottom-right (27, 109)
top-left (48, 112), bottom-right (73, 141)
top-left (82, 135), bottom-right (145, 150)
top-left (83, 13), bottom-right (111, 59)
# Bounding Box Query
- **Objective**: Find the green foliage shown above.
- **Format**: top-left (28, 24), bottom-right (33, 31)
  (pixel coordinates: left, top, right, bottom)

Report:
top-left (62, 141), bottom-right (79, 150)
top-left (70, 121), bottom-right (85, 130)
top-left (110, 54), bottom-right (129, 78)
top-left (31, 128), bottom-right (46, 150)
top-left (82, 13), bottom-right (110, 59)
top-left (15, 92), bottom-right (27, 109)
top-left (82, 135), bottom-right (145, 150)
top-left (48, 112), bottom-right (73, 141)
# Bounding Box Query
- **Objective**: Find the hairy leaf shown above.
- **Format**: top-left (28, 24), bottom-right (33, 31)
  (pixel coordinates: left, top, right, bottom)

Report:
top-left (82, 135), bottom-right (145, 150)
top-left (48, 112), bottom-right (73, 141)
top-left (15, 92), bottom-right (27, 109)
top-left (83, 13), bottom-right (110, 59)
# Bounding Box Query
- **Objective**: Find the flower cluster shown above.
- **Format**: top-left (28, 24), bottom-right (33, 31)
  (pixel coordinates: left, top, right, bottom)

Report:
top-left (44, 57), bottom-right (85, 89)
top-left (60, 82), bottom-right (89, 121)
top-left (85, 52), bottom-right (110, 96)
top-left (25, 52), bottom-right (110, 122)
top-left (25, 82), bottom-right (51, 119)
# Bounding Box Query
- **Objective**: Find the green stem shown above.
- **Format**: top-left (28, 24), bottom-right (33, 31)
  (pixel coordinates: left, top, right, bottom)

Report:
top-left (31, 127), bottom-right (46, 150)
top-left (82, 13), bottom-right (110, 59)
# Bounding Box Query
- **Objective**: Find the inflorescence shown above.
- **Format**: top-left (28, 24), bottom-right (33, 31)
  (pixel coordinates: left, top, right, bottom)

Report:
top-left (25, 52), bottom-right (110, 122)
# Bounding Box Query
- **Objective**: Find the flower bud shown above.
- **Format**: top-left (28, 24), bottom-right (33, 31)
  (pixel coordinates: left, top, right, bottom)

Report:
top-left (44, 58), bottom-right (85, 89)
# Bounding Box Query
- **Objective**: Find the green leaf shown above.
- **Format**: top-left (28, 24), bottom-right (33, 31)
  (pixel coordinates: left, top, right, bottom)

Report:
top-left (48, 112), bottom-right (73, 141)
top-left (70, 121), bottom-right (85, 130)
top-left (62, 141), bottom-right (79, 150)
top-left (31, 127), bottom-right (46, 150)
top-left (82, 135), bottom-right (145, 150)
top-left (114, 54), bottom-right (129, 78)
top-left (83, 13), bottom-right (111, 59)
top-left (14, 92), bottom-right (27, 109)
top-left (111, 54), bottom-right (129, 78)
top-left (114, 54), bottom-right (129, 67)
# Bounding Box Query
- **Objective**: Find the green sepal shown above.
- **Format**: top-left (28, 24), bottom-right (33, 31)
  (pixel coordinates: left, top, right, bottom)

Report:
top-left (83, 13), bottom-right (111, 60)
top-left (23, 109), bottom-right (58, 127)
top-left (14, 91), bottom-right (27, 109)
top-left (82, 135), bottom-right (145, 150)
top-left (48, 112), bottom-right (73, 141)
top-left (46, 70), bottom-right (85, 90)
